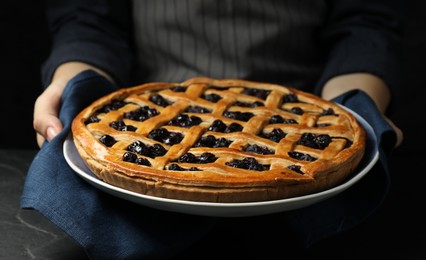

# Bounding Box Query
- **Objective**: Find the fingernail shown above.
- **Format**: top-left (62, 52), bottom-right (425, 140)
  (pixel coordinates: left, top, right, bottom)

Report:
top-left (46, 127), bottom-right (59, 141)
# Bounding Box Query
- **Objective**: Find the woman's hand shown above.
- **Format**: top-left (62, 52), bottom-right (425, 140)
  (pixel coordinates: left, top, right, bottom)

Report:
top-left (321, 73), bottom-right (403, 147)
top-left (33, 62), bottom-right (113, 148)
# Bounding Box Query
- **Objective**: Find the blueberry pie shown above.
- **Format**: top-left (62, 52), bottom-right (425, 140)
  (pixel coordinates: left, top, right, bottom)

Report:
top-left (71, 77), bottom-right (366, 203)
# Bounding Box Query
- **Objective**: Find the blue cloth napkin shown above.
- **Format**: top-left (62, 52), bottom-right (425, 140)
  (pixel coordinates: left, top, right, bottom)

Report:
top-left (21, 70), bottom-right (397, 258)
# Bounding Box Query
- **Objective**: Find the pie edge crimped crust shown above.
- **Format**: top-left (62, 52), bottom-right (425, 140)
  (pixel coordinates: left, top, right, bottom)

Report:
top-left (71, 77), bottom-right (366, 203)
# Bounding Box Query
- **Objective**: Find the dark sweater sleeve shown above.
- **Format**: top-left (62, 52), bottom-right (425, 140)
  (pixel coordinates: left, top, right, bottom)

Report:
top-left (315, 0), bottom-right (406, 95)
top-left (41, 0), bottom-right (134, 87)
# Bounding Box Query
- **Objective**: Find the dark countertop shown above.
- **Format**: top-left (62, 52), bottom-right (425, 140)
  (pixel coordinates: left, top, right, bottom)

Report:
top-left (1, 148), bottom-right (425, 259)
top-left (0, 149), bottom-right (87, 260)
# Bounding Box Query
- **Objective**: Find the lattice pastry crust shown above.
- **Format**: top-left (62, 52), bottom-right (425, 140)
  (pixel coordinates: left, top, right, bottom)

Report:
top-left (72, 77), bottom-right (366, 202)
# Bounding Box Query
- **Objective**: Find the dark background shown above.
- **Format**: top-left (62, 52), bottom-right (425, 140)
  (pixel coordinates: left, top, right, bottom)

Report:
top-left (0, 2), bottom-right (49, 149)
top-left (0, 1), bottom-right (425, 258)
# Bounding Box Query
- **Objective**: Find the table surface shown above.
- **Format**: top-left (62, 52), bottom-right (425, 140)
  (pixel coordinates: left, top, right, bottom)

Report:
top-left (0, 149), bottom-right (88, 259)
top-left (1, 148), bottom-right (425, 259)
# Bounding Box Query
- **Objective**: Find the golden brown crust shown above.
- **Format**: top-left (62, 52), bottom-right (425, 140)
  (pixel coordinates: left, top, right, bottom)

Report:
top-left (71, 77), bottom-right (366, 202)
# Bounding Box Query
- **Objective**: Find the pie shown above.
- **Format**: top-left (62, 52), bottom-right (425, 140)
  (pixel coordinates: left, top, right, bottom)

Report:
top-left (71, 77), bottom-right (366, 203)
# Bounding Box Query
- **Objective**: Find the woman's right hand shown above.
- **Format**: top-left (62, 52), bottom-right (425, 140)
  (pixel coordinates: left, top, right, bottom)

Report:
top-left (33, 62), bottom-right (113, 148)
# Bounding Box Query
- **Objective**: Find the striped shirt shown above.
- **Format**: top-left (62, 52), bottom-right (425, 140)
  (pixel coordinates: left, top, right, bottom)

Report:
top-left (131, 0), bottom-right (327, 91)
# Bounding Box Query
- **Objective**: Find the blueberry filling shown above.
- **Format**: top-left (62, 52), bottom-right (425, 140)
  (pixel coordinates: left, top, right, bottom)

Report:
top-left (225, 123), bottom-right (244, 133)
top-left (198, 152), bottom-right (217, 163)
top-left (127, 140), bottom-right (149, 155)
top-left (320, 108), bottom-right (336, 116)
top-left (269, 115), bottom-right (297, 124)
top-left (109, 120), bottom-right (137, 132)
top-left (122, 151), bottom-right (151, 166)
top-left (202, 93), bottom-right (222, 103)
top-left (147, 128), bottom-right (184, 145)
top-left (258, 128), bottom-right (286, 143)
top-left (167, 164), bottom-right (200, 171)
top-left (127, 140), bottom-right (167, 158)
top-left (316, 123), bottom-right (331, 127)
top-left (287, 165), bottom-right (303, 174)
top-left (244, 144), bottom-right (274, 155)
top-left (234, 101), bottom-right (264, 107)
top-left (124, 106), bottom-right (159, 121)
top-left (97, 100), bottom-right (127, 113)
top-left (177, 153), bottom-right (197, 163)
top-left (290, 107), bottom-right (304, 115)
top-left (297, 133), bottom-right (331, 150)
top-left (171, 85), bottom-right (187, 92)
top-left (226, 157), bottom-right (269, 171)
top-left (149, 94), bottom-right (171, 107)
top-left (207, 86), bottom-right (229, 91)
top-left (207, 120), bottom-right (243, 133)
top-left (345, 139), bottom-right (353, 148)
top-left (208, 120), bottom-right (227, 132)
top-left (168, 114), bottom-right (202, 127)
top-left (288, 151), bottom-right (317, 161)
top-left (282, 93), bottom-right (298, 103)
top-left (186, 105), bottom-right (211, 113)
top-left (122, 151), bottom-right (137, 162)
top-left (99, 135), bottom-right (117, 147)
top-left (150, 144), bottom-right (168, 157)
top-left (223, 111), bottom-right (254, 121)
top-left (85, 116), bottom-right (100, 125)
top-left (241, 88), bottom-right (270, 100)
top-left (194, 135), bottom-right (232, 148)
top-left (135, 157), bottom-right (151, 166)
top-left (177, 152), bottom-right (217, 164)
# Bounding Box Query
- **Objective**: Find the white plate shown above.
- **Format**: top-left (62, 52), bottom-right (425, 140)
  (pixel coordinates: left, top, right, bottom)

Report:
top-left (63, 108), bottom-right (378, 217)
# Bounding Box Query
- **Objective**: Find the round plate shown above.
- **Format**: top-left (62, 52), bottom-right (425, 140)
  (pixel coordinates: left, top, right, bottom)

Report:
top-left (63, 108), bottom-right (378, 217)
